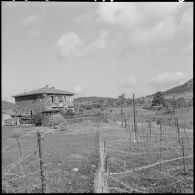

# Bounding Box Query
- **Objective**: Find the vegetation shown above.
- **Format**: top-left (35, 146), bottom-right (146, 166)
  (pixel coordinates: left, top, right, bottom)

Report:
top-left (151, 91), bottom-right (165, 108)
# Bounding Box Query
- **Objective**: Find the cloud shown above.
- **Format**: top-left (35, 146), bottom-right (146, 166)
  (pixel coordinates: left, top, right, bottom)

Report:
top-left (118, 77), bottom-right (139, 89)
top-left (149, 72), bottom-right (188, 90)
top-left (17, 8), bottom-right (47, 35)
top-left (56, 32), bottom-right (84, 58)
top-left (73, 86), bottom-right (86, 95)
top-left (56, 31), bottom-right (108, 58)
top-left (97, 3), bottom-right (139, 28)
top-left (27, 28), bottom-right (40, 36)
top-left (132, 16), bottom-right (177, 46)
top-left (97, 2), bottom-right (180, 28)
top-left (97, 3), bottom-right (192, 53)
top-left (18, 14), bottom-right (38, 26)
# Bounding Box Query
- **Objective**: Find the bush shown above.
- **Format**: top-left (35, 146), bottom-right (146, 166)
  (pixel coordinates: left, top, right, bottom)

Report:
top-left (152, 91), bottom-right (165, 108)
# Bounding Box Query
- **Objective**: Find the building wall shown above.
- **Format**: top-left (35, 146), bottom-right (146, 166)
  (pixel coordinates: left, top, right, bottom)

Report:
top-left (41, 112), bottom-right (65, 126)
top-left (15, 94), bottom-right (73, 115)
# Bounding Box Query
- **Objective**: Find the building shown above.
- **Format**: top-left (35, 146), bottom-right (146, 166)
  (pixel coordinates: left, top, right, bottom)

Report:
top-left (12, 85), bottom-right (74, 116)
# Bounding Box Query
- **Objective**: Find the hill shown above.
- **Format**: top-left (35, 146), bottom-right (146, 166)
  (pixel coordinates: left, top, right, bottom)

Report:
top-left (2, 101), bottom-right (15, 110)
top-left (74, 96), bottom-right (116, 104)
top-left (147, 78), bottom-right (193, 99)
top-left (165, 78), bottom-right (193, 95)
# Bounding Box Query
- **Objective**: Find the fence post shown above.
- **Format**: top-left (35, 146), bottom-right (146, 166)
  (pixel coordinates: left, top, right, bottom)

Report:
top-left (149, 120), bottom-right (151, 139)
top-left (159, 123), bottom-right (162, 171)
top-left (94, 129), bottom-right (108, 193)
top-left (133, 94), bottom-right (136, 133)
top-left (183, 128), bottom-right (190, 145)
top-left (37, 132), bottom-right (46, 193)
top-left (146, 131), bottom-right (149, 152)
top-left (129, 124), bottom-right (132, 151)
top-left (176, 119), bottom-right (181, 145)
top-left (181, 137), bottom-right (186, 185)
top-left (121, 103), bottom-right (123, 127)
top-left (15, 136), bottom-right (28, 192)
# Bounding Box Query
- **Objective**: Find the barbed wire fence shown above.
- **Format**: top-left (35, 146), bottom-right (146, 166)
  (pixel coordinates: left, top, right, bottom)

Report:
top-left (2, 114), bottom-right (105, 193)
top-left (98, 116), bottom-right (193, 193)
top-left (2, 112), bottom-right (193, 193)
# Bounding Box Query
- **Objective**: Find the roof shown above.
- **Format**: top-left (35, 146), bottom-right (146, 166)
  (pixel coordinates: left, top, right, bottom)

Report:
top-left (12, 85), bottom-right (74, 98)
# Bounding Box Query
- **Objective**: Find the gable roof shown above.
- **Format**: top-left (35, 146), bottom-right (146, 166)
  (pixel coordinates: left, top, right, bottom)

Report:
top-left (12, 85), bottom-right (74, 98)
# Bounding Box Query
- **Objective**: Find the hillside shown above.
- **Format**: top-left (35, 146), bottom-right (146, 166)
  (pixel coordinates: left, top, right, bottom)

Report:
top-left (165, 78), bottom-right (193, 95)
top-left (147, 78), bottom-right (193, 99)
top-left (2, 101), bottom-right (15, 110)
top-left (74, 96), bottom-right (116, 104)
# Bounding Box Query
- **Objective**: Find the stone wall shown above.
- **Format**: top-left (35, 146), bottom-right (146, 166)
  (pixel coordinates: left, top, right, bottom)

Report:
top-left (15, 94), bottom-right (73, 115)
top-left (41, 112), bottom-right (65, 126)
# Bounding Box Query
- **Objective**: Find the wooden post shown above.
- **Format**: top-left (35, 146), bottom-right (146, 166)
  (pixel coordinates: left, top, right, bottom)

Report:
top-left (183, 128), bottom-right (190, 145)
top-left (154, 128), bottom-right (157, 143)
top-left (129, 124), bottom-right (131, 151)
top-left (104, 138), bottom-right (106, 154)
top-left (133, 94), bottom-right (136, 133)
top-left (105, 155), bottom-right (108, 173)
top-left (159, 123), bottom-right (162, 171)
top-left (16, 136), bottom-right (28, 192)
top-left (37, 132), bottom-right (46, 193)
top-left (94, 129), bottom-right (108, 193)
top-left (181, 137), bottom-right (186, 183)
top-left (121, 100), bottom-right (123, 127)
top-left (149, 120), bottom-right (151, 139)
top-left (141, 122), bottom-right (144, 137)
top-left (17, 117), bottom-right (20, 126)
top-left (124, 119), bottom-right (127, 128)
top-left (147, 131), bottom-right (149, 152)
top-left (176, 119), bottom-right (181, 145)
top-left (159, 122), bottom-right (164, 142)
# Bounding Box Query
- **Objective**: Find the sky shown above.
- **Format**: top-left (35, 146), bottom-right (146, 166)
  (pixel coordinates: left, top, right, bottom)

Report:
top-left (2, 2), bottom-right (193, 102)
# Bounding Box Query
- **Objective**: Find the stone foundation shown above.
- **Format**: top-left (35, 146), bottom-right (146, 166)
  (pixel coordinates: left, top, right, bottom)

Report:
top-left (41, 112), bottom-right (66, 127)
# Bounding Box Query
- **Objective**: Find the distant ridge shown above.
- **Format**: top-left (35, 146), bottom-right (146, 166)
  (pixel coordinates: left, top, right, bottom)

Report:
top-left (2, 101), bottom-right (15, 110)
top-left (147, 78), bottom-right (193, 98)
top-left (165, 78), bottom-right (193, 95)
top-left (74, 96), bottom-right (116, 103)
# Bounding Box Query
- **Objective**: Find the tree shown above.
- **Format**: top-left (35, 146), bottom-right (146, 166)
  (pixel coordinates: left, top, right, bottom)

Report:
top-left (152, 91), bottom-right (165, 108)
top-left (118, 93), bottom-right (126, 106)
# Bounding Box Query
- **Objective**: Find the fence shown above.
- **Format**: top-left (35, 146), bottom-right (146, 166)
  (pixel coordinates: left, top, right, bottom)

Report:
top-left (2, 111), bottom-right (193, 193)
top-left (2, 116), bottom-right (101, 193)
top-left (96, 116), bottom-right (193, 193)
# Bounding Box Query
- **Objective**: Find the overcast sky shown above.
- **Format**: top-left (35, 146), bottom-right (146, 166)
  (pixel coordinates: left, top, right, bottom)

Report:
top-left (2, 2), bottom-right (193, 102)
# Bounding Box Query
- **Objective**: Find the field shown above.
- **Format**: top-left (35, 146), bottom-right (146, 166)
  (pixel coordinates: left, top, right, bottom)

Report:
top-left (2, 106), bottom-right (193, 193)
top-left (2, 122), bottom-right (100, 193)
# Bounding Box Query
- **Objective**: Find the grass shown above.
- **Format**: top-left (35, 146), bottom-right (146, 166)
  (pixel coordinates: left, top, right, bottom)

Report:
top-left (2, 106), bottom-right (193, 193)
top-left (2, 122), bottom-right (99, 193)
top-left (100, 121), bottom-right (193, 193)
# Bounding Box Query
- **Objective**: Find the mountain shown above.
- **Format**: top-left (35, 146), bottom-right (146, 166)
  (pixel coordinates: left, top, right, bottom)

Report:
top-left (2, 101), bottom-right (15, 110)
top-left (147, 78), bottom-right (193, 99)
top-left (165, 78), bottom-right (193, 95)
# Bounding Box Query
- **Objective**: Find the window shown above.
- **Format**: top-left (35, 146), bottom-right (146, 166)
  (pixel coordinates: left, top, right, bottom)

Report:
top-left (51, 96), bottom-right (54, 103)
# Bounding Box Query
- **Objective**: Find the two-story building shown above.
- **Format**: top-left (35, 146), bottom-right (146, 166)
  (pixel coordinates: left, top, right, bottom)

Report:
top-left (12, 85), bottom-right (74, 116)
